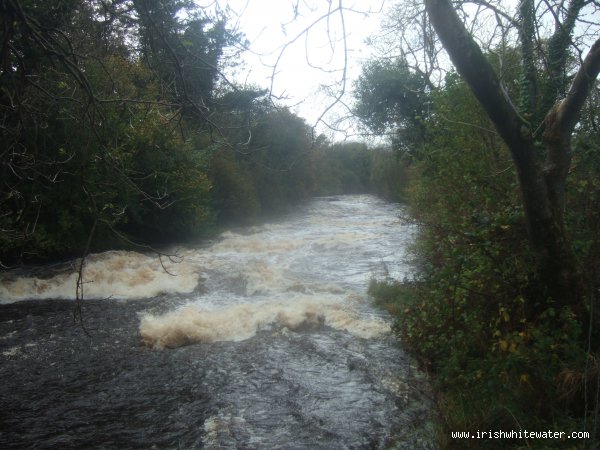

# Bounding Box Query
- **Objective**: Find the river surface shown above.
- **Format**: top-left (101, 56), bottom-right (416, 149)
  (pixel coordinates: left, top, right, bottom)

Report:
top-left (0, 195), bottom-right (433, 449)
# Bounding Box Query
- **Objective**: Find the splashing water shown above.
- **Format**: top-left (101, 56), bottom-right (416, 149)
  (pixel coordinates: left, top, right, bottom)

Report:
top-left (139, 296), bottom-right (392, 348)
top-left (0, 250), bottom-right (199, 302)
top-left (0, 195), bottom-right (434, 449)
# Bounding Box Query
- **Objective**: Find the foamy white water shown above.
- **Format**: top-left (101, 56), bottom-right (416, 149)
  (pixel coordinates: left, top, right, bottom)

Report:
top-left (140, 296), bottom-right (391, 348)
top-left (0, 195), bottom-right (415, 346)
top-left (140, 195), bottom-right (414, 346)
top-left (0, 250), bottom-right (199, 302)
top-left (0, 195), bottom-right (432, 449)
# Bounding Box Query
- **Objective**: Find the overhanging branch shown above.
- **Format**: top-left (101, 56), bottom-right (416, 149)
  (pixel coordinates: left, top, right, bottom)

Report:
top-left (424, 0), bottom-right (527, 152)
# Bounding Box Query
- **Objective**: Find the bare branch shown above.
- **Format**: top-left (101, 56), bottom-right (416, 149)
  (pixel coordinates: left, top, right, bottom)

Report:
top-left (313, 0), bottom-right (348, 130)
top-left (543, 37), bottom-right (600, 181)
top-left (425, 0), bottom-right (527, 150)
top-left (456, 0), bottom-right (519, 27)
top-left (555, 38), bottom-right (600, 133)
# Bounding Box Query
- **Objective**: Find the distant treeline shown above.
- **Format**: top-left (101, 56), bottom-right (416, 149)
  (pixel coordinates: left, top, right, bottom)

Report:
top-left (209, 132), bottom-right (408, 227)
top-left (313, 141), bottom-right (409, 202)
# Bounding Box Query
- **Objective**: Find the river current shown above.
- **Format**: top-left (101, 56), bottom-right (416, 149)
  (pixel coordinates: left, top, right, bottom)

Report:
top-left (0, 195), bottom-right (433, 449)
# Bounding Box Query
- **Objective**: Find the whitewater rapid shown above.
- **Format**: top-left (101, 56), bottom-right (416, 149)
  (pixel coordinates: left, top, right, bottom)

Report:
top-left (0, 195), bottom-right (433, 449)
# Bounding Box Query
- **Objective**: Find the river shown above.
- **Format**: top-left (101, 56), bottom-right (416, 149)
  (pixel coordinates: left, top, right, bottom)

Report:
top-left (0, 195), bottom-right (434, 449)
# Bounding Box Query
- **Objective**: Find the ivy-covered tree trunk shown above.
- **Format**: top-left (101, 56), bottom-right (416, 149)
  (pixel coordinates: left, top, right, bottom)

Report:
top-left (424, 0), bottom-right (600, 308)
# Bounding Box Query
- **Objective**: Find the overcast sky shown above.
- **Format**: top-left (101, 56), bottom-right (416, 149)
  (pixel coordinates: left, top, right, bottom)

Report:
top-left (198, 0), bottom-right (387, 140)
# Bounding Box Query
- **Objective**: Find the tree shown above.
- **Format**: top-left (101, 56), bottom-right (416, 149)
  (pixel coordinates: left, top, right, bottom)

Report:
top-left (422, 0), bottom-right (600, 308)
top-left (135, 0), bottom-right (232, 119)
top-left (0, 0), bottom-right (239, 265)
top-left (353, 58), bottom-right (430, 154)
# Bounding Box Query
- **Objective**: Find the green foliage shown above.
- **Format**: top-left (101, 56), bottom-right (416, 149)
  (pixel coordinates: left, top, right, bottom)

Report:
top-left (312, 141), bottom-right (411, 201)
top-left (313, 142), bottom-right (372, 195)
top-left (208, 107), bottom-right (315, 225)
top-left (353, 58), bottom-right (429, 153)
top-left (369, 150), bottom-right (411, 201)
top-left (0, 0), bottom-right (240, 263)
top-left (245, 109), bottom-right (314, 212)
top-left (568, 86), bottom-right (600, 278)
top-left (209, 149), bottom-right (262, 224)
top-left (367, 72), bottom-right (600, 448)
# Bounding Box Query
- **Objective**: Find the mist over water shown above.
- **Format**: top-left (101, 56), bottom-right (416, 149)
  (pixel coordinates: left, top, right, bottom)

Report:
top-left (0, 195), bottom-right (434, 449)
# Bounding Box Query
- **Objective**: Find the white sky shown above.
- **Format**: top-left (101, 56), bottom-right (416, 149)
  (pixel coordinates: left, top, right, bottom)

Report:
top-left (196, 0), bottom-right (600, 142)
top-left (197, 0), bottom-right (387, 140)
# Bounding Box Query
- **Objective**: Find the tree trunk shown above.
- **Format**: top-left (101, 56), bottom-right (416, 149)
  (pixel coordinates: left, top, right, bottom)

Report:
top-left (424, 0), bottom-right (600, 307)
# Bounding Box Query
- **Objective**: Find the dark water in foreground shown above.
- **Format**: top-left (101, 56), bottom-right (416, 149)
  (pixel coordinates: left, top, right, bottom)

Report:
top-left (0, 195), bottom-right (433, 449)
